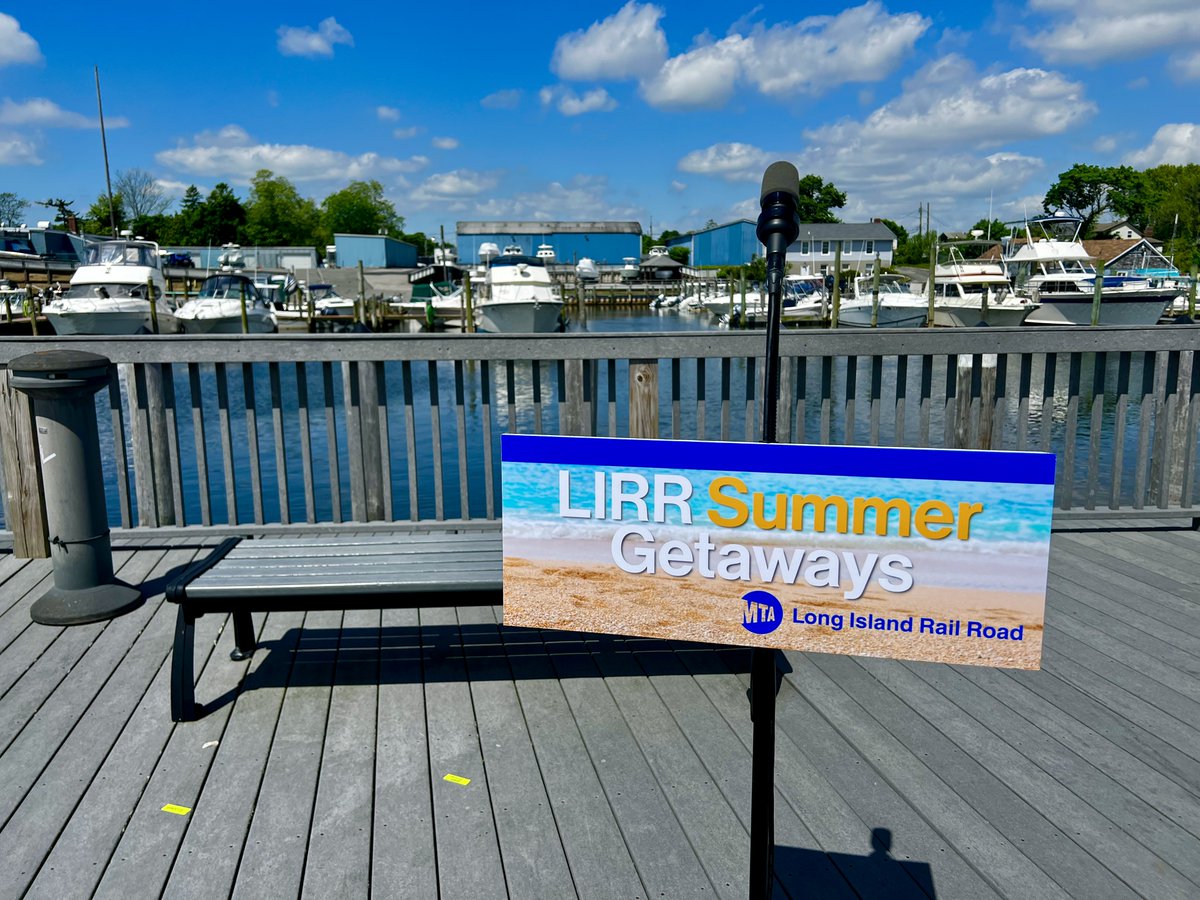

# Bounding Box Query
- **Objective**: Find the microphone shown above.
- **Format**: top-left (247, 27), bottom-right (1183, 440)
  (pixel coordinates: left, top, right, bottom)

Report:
top-left (756, 161), bottom-right (801, 298)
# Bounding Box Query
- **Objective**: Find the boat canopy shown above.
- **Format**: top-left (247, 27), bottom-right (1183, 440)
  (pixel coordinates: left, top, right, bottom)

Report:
top-left (489, 254), bottom-right (544, 268)
top-left (83, 241), bottom-right (159, 268)
top-left (198, 273), bottom-right (262, 300)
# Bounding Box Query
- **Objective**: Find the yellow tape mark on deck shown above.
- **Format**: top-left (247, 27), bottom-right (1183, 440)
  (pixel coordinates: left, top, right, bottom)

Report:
top-left (443, 774), bottom-right (471, 786)
top-left (161, 804), bottom-right (192, 815)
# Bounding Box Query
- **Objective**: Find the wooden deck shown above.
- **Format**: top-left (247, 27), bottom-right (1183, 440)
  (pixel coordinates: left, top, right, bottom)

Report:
top-left (0, 525), bottom-right (1198, 899)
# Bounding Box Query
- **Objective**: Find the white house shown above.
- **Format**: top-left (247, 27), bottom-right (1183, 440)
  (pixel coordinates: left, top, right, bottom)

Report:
top-left (786, 222), bottom-right (898, 274)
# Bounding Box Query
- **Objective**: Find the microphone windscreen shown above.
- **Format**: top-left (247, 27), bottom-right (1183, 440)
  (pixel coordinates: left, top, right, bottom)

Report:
top-left (760, 161), bottom-right (800, 204)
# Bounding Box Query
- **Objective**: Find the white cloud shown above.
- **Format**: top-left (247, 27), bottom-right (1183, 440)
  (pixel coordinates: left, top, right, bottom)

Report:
top-left (157, 127), bottom-right (429, 183)
top-left (0, 97), bottom-right (129, 129)
top-left (266, 90), bottom-right (280, 108)
top-left (1174, 50), bottom-right (1200, 81)
top-left (640, 36), bottom-right (749, 109)
top-left (0, 14), bottom-right (41, 67)
top-left (468, 175), bottom-right (642, 221)
top-left (552, 2), bottom-right (668, 80)
top-left (677, 142), bottom-right (773, 182)
top-left (1093, 135), bottom-right (1118, 154)
top-left (410, 169), bottom-right (499, 203)
top-left (0, 135), bottom-right (40, 165)
top-left (277, 17), bottom-right (354, 58)
top-left (376, 105), bottom-right (401, 121)
top-left (539, 85), bottom-right (618, 116)
top-left (1021, 0), bottom-right (1200, 64)
top-left (155, 179), bottom-right (200, 199)
top-left (670, 180), bottom-right (687, 192)
top-left (393, 126), bottom-right (422, 139)
top-left (1125, 124), bottom-right (1200, 167)
top-left (481, 89), bottom-right (522, 110)
top-left (432, 136), bottom-right (459, 150)
top-left (738, 2), bottom-right (930, 97)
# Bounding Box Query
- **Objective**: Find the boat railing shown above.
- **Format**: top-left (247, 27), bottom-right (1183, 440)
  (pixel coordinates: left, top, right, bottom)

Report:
top-left (1, 327), bottom-right (1199, 553)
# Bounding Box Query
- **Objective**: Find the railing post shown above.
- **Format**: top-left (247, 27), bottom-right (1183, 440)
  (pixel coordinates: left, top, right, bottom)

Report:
top-left (629, 359), bottom-right (659, 438)
top-left (0, 368), bottom-right (49, 557)
top-left (125, 363), bottom-right (176, 527)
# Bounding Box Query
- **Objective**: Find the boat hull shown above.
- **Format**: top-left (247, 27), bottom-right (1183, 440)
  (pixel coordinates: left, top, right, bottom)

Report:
top-left (1024, 294), bottom-right (1172, 326)
top-left (933, 303), bottom-right (1037, 328)
top-left (838, 302), bottom-right (927, 328)
top-left (475, 300), bottom-right (564, 333)
top-left (178, 313), bottom-right (277, 334)
top-left (43, 305), bottom-right (181, 335)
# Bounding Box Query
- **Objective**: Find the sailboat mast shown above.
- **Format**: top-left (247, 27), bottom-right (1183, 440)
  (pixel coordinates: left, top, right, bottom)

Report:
top-left (94, 65), bottom-right (117, 237)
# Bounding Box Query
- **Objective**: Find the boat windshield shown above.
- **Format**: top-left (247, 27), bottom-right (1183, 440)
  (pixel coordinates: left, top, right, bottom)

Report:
top-left (83, 241), bottom-right (158, 268)
top-left (199, 275), bottom-right (260, 301)
top-left (489, 255), bottom-right (544, 268)
top-left (62, 282), bottom-right (154, 299)
top-left (309, 284), bottom-right (339, 300)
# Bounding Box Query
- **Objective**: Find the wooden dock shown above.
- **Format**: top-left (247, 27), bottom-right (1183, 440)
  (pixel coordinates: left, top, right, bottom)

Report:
top-left (0, 522), bottom-right (1197, 898)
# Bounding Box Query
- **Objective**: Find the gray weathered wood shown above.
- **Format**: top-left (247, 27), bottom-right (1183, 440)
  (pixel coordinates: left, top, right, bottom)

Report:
top-left (0, 368), bottom-right (47, 557)
top-left (629, 358), bottom-right (658, 439)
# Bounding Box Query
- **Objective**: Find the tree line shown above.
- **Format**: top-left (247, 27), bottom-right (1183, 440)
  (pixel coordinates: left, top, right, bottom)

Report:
top-left (0, 169), bottom-right (447, 258)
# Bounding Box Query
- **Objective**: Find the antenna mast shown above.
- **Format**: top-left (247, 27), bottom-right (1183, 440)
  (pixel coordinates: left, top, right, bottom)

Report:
top-left (95, 65), bottom-right (117, 237)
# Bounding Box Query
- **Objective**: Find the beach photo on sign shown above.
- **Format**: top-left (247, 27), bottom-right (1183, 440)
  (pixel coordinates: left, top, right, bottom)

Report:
top-left (501, 440), bottom-right (1055, 670)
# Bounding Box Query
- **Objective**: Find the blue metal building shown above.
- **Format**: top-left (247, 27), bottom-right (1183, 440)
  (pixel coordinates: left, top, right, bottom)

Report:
top-left (333, 233), bottom-right (418, 269)
top-left (456, 221), bottom-right (642, 265)
top-left (664, 220), bottom-right (762, 268)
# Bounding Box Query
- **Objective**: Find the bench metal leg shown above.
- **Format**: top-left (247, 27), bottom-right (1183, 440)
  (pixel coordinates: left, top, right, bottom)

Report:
top-left (230, 610), bottom-right (257, 661)
top-left (171, 605), bottom-right (197, 722)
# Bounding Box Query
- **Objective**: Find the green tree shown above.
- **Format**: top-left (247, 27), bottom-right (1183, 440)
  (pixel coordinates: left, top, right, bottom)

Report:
top-left (173, 185), bottom-right (204, 244)
top-left (82, 192), bottom-right (125, 235)
top-left (876, 218), bottom-right (908, 246)
top-left (196, 182), bottom-right (246, 245)
top-left (37, 198), bottom-right (79, 229)
top-left (243, 169), bottom-right (320, 247)
top-left (667, 246), bottom-right (689, 265)
top-left (796, 174), bottom-right (846, 223)
top-left (320, 180), bottom-right (401, 245)
top-left (0, 192), bottom-right (27, 226)
top-left (894, 231), bottom-right (935, 266)
top-left (1043, 164), bottom-right (1143, 237)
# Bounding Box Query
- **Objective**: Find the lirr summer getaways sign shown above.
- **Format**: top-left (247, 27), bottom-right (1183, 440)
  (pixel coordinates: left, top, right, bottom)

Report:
top-left (501, 435), bottom-right (1056, 670)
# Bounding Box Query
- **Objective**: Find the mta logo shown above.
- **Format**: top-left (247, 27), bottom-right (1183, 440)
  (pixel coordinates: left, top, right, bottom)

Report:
top-left (741, 590), bottom-right (783, 635)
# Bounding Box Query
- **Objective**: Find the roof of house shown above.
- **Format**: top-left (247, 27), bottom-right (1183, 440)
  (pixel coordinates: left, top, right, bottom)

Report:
top-left (791, 222), bottom-right (898, 242)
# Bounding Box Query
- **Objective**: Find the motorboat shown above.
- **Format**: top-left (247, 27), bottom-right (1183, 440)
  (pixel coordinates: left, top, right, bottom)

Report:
top-left (309, 283), bottom-right (355, 315)
top-left (621, 257), bottom-right (640, 281)
top-left (838, 274), bottom-right (928, 328)
top-left (0, 230), bottom-right (40, 262)
top-left (174, 272), bottom-right (278, 334)
top-left (1005, 218), bottom-right (1176, 325)
top-left (42, 238), bottom-right (181, 334)
top-left (779, 274), bottom-right (829, 325)
top-left (536, 243), bottom-right (556, 262)
top-left (477, 251), bottom-right (565, 332)
top-left (393, 281), bottom-right (470, 331)
top-left (932, 249), bottom-right (1038, 327)
top-left (575, 257), bottom-right (599, 282)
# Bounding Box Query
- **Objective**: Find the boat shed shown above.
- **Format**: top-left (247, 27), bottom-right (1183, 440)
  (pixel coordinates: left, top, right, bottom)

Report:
top-left (456, 221), bottom-right (642, 265)
top-left (333, 234), bottom-right (418, 269)
top-left (664, 219), bottom-right (762, 268)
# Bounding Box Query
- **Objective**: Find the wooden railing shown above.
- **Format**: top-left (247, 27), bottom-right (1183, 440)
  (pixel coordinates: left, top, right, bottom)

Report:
top-left (1, 326), bottom-right (1198, 553)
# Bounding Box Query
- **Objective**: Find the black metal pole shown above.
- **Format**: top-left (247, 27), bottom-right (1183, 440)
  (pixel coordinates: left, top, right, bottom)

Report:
top-left (749, 161), bottom-right (800, 900)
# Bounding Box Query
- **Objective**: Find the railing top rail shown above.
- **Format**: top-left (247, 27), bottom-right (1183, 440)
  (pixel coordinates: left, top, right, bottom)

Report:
top-left (0, 325), bottom-right (1197, 365)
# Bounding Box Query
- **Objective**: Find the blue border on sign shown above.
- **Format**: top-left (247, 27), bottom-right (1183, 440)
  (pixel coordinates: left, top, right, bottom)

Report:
top-left (501, 434), bottom-right (1055, 485)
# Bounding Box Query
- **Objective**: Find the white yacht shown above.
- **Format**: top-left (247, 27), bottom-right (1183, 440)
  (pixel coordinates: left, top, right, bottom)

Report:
top-left (621, 257), bottom-right (640, 281)
top-left (393, 281), bottom-right (470, 331)
top-left (174, 272), bottom-right (278, 334)
top-left (838, 274), bottom-right (928, 328)
top-left (535, 243), bottom-right (556, 262)
top-left (42, 238), bottom-right (181, 334)
top-left (477, 251), bottom-right (565, 332)
top-left (780, 274), bottom-right (830, 325)
top-left (575, 257), bottom-right (599, 282)
top-left (1005, 218), bottom-right (1176, 325)
top-left (309, 283), bottom-right (355, 315)
top-left (933, 249), bottom-right (1038, 327)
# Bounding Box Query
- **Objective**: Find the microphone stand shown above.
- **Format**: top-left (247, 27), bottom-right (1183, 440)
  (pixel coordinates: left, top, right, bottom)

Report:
top-left (749, 166), bottom-right (800, 900)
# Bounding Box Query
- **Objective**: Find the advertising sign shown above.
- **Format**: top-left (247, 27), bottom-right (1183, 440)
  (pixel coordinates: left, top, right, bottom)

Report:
top-left (501, 434), bottom-right (1055, 670)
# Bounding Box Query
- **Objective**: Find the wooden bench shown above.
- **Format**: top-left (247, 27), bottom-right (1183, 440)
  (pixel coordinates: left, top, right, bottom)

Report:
top-left (165, 530), bottom-right (503, 721)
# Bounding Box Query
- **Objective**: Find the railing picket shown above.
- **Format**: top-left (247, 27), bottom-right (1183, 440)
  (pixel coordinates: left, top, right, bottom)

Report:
top-left (242, 363), bottom-right (264, 525)
top-left (532, 361), bottom-right (543, 434)
top-left (295, 362), bottom-right (316, 524)
top-left (506, 359), bottom-right (518, 435)
top-left (992, 354), bottom-right (1008, 451)
top-left (820, 356), bottom-right (833, 444)
top-left (844, 356), bottom-right (857, 445)
top-left (1085, 353), bottom-right (1106, 509)
top-left (480, 360), bottom-right (496, 519)
top-left (607, 359), bottom-right (618, 437)
top-left (794, 356), bottom-right (807, 445)
top-left (778, 355), bottom-right (794, 441)
top-left (187, 363), bottom-right (210, 527)
top-left (428, 360), bottom-right (446, 520)
top-left (720, 357), bottom-right (731, 440)
top-left (269, 363), bottom-right (290, 525)
top-left (108, 369), bottom-right (132, 529)
top-left (869, 355), bottom-right (882, 446)
top-left (322, 361), bottom-right (342, 523)
top-left (215, 362), bottom-right (238, 525)
top-left (745, 356), bottom-right (757, 441)
top-left (1110, 352), bottom-right (1131, 510)
top-left (402, 360), bottom-right (419, 520)
top-left (342, 362), bottom-right (366, 521)
top-left (943, 355), bottom-right (957, 450)
top-left (1153, 351), bottom-right (1181, 509)
top-left (1180, 352), bottom-right (1200, 509)
top-left (894, 355), bottom-right (907, 446)
top-left (455, 360), bottom-right (470, 520)
top-left (671, 358), bottom-right (682, 440)
top-left (375, 361), bottom-right (392, 522)
top-left (161, 364), bottom-right (185, 525)
top-left (918, 355), bottom-right (932, 448)
top-left (695, 357), bottom-right (706, 440)
top-left (1017, 354), bottom-right (1033, 451)
top-left (1133, 352), bottom-right (1156, 509)
top-left (1061, 353), bottom-right (1082, 510)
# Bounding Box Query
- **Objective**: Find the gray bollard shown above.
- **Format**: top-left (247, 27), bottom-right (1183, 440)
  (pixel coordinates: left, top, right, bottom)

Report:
top-left (9, 350), bottom-right (142, 625)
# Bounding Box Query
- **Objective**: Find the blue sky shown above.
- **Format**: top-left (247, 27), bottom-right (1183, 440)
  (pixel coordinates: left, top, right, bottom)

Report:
top-left (2, 2), bottom-right (1198, 238)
